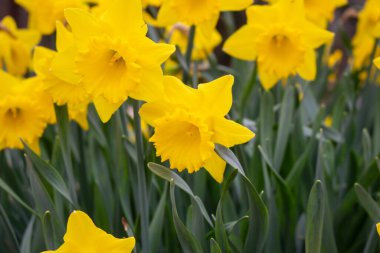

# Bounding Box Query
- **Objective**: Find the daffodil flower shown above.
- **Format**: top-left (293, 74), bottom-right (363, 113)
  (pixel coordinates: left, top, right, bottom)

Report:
top-left (353, 0), bottom-right (380, 70)
top-left (153, 0), bottom-right (251, 29)
top-left (42, 211), bottom-right (135, 253)
top-left (51, 0), bottom-right (175, 122)
top-left (140, 75), bottom-right (254, 183)
top-left (15, 0), bottom-right (87, 34)
top-left (0, 16), bottom-right (40, 76)
top-left (0, 71), bottom-right (53, 153)
top-left (223, 0), bottom-right (334, 90)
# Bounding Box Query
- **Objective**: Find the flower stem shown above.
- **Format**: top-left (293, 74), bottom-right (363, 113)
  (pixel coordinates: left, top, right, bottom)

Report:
top-left (132, 100), bottom-right (150, 253)
top-left (183, 25), bottom-right (196, 84)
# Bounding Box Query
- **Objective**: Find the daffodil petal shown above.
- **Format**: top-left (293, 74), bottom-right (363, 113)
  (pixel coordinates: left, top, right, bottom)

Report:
top-left (223, 25), bottom-right (260, 61)
top-left (203, 151), bottom-right (226, 183)
top-left (297, 50), bottom-right (317, 81)
top-left (93, 97), bottom-right (123, 123)
top-left (197, 75), bottom-right (234, 116)
top-left (212, 117), bottom-right (255, 148)
top-left (219, 0), bottom-right (252, 11)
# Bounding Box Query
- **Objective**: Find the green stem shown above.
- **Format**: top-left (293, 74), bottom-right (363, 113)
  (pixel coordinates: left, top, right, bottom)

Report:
top-left (183, 25), bottom-right (196, 84)
top-left (132, 100), bottom-right (150, 253)
top-left (54, 104), bottom-right (78, 207)
top-left (239, 63), bottom-right (257, 121)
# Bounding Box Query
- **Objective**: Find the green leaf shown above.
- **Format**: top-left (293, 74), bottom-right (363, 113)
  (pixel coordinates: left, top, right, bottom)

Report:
top-left (306, 180), bottom-right (325, 253)
top-left (354, 183), bottom-right (380, 222)
top-left (20, 217), bottom-right (35, 253)
top-left (0, 176), bottom-right (36, 215)
top-left (215, 144), bottom-right (246, 176)
top-left (149, 185), bottom-right (168, 250)
top-left (170, 181), bottom-right (203, 253)
top-left (274, 85), bottom-right (295, 171)
top-left (210, 238), bottom-right (223, 253)
top-left (23, 142), bottom-right (74, 205)
top-left (148, 162), bottom-right (213, 226)
top-left (242, 175), bottom-right (269, 253)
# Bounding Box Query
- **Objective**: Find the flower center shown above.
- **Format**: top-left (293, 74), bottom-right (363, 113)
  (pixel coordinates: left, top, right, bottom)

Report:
top-left (76, 36), bottom-right (142, 103)
top-left (171, 0), bottom-right (219, 25)
top-left (150, 111), bottom-right (214, 173)
top-left (5, 107), bottom-right (21, 119)
top-left (256, 25), bottom-right (306, 78)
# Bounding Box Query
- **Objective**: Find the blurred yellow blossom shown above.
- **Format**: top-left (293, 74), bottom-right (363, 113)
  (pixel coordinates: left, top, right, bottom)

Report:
top-left (169, 23), bottom-right (222, 61)
top-left (328, 49), bottom-right (343, 68)
top-left (352, 0), bottom-right (380, 69)
top-left (153, 0), bottom-right (251, 28)
top-left (374, 57), bottom-right (380, 69)
top-left (42, 211), bottom-right (135, 253)
top-left (140, 75), bottom-right (254, 183)
top-left (0, 71), bottom-right (53, 153)
top-left (224, 0), bottom-right (334, 90)
top-left (50, 0), bottom-right (175, 123)
top-left (15, 0), bottom-right (87, 34)
top-left (264, 0), bottom-right (347, 27)
top-left (0, 16), bottom-right (40, 76)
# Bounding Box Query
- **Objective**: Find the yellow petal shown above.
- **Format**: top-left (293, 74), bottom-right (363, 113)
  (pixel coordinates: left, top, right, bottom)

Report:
top-left (64, 8), bottom-right (101, 41)
top-left (102, 0), bottom-right (147, 38)
top-left (297, 50), bottom-right (316, 81)
top-left (258, 66), bottom-right (280, 90)
top-left (56, 22), bottom-right (74, 52)
top-left (212, 117), bottom-right (255, 147)
top-left (223, 25), bottom-right (260, 61)
top-left (129, 66), bottom-right (165, 102)
top-left (51, 46), bottom-right (81, 85)
top-left (139, 101), bottom-right (171, 126)
top-left (203, 151), bottom-right (226, 183)
top-left (162, 75), bottom-right (197, 106)
top-left (197, 75), bottom-right (234, 116)
top-left (155, 0), bottom-right (178, 27)
top-left (135, 38), bottom-right (175, 67)
top-left (219, 0), bottom-right (251, 11)
top-left (374, 57), bottom-right (380, 69)
top-left (93, 96), bottom-right (123, 123)
top-left (300, 21), bottom-right (334, 49)
top-left (377, 223), bottom-right (380, 236)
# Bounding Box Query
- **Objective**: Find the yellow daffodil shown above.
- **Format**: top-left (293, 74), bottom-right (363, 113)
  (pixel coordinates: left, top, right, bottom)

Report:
top-left (0, 16), bottom-right (40, 76)
top-left (265, 0), bottom-right (347, 27)
top-left (140, 75), bottom-right (254, 183)
top-left (328, 49), bottom-right (343, 68)
top-left (375, 57), bottom-right (380, 69)
top-left (169, 23), bottom-right (222, 60)
top-left (353, 0), bottom-right (380, 69)
top-left (33, 23), bottom-right (90, 130)
top-left (0, 71), bottom-right (53, 152)
top-left (42, 211), bottom-right (135, 253)
top-left (51, 0), bottom-right (175, 123)
top-left (153, 0), bottom-right (251, 28)
top-left (15, 0), bottom-right (88, 35)
top-left (223, 0), bottom-right (334, 90)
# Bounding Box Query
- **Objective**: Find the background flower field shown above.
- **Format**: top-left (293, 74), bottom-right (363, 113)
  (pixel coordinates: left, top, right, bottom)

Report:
top-left (0, 0), bottom-right (380, 252)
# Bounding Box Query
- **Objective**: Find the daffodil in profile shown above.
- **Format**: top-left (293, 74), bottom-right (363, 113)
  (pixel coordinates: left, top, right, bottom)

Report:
top-left (140, 75), bottom-right (254, 183)
top-left (154, 0), bottom-right (251, 28)
top-left (353, 0), bottom-right (380, 69)
top-left (15, 0), bottom-right (87, 34)
top-left (33, 23), bottom-right (90, 129)
top-left (223, 0), bottom-right (334, 90)
top-left (42, 211), bottom-right (135, 253)
top-left (52, 0), bottom-right (175, 122)
top-left (0, 71), bottom-right (53, 152)
top-left (0, 16), bottom-right (40, 76)
top-left (169, 23), bottom-right (222, 61)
